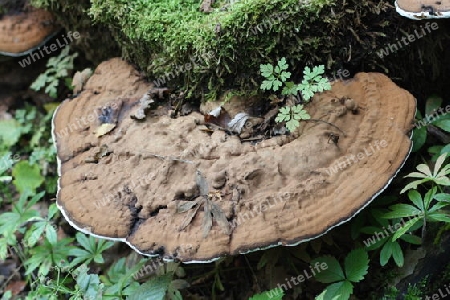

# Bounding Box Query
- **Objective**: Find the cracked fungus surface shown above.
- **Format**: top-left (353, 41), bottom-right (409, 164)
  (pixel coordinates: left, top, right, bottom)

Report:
top-left (52, 58), bottom-right (416, 262)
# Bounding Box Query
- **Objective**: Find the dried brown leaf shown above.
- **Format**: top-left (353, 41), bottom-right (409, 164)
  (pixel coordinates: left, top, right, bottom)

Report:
top-left (196, 170), bottom-right (209, 196)
top-left (202, 199), bottom-right (213, 238)
top-left (211, 201), bottom-right (231, 235)
top-left (179, 200), bottom-right (202, 231)
top-left (177, 200), bottom-right (200, 213)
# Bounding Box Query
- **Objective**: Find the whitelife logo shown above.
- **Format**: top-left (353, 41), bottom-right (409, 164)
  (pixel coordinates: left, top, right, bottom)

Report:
top-left (18, 31), bottom-right (81, 68)
top-left (267, 262), bottom-right (328, 298)
top-left (326, 140), bottom-right (388, 176)
top-left (376, 22), bottom-right (439, 58)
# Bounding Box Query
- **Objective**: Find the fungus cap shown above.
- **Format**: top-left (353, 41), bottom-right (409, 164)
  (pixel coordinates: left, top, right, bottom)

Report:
top-left (395, 0), bottom-right (450, 19)
top-left (52, 58), bottom-right (416, 263)
top-left (0, 7), bottom-right (59, 56)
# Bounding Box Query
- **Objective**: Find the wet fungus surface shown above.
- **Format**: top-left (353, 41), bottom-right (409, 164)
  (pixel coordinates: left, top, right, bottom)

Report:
top-left (52, 58), bottom-right (416, 263)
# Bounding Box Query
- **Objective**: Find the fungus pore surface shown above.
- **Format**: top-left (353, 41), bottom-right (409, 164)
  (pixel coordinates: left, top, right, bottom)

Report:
top-left (52, 58), bottom-right (416, 262)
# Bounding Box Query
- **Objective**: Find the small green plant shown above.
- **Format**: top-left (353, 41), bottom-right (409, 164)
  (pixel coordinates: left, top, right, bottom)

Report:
top-left (312, 248), bottom-right (369, 300)
top-left (295, 65), bottom-right (331, 101)
top-left (384, 186), bottom-right (450, 240)
top-left (260, 58), bottom-right (331, 132)
top-left (412, 95), bottom-right (450, 153)
top-left (260, 57), bottom-right (291, 92)
top-left (401, 152), bottom-right (450, 193)
top-left (68, 232), bottom-right (115, 267)
top-left (360, 209), bottom-right (421, 267)
top-left (275, 105), bottom-right (311, 132)
top-left (30, 46), bottom-right (78, 98)
top-left (0, 191), bottom-right (43, 258)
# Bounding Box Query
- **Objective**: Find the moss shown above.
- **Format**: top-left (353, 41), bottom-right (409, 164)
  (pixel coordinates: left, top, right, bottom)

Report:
top-left (30, 0), bottom-right (450, 103)
top-left (86, 0), bottom-right (337, 98)
top-left (30, 0), bottom-right (120, 64)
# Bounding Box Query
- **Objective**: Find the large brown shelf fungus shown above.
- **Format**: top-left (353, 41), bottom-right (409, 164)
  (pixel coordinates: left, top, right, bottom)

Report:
top-left (52, 58), bottom-right (416, 263)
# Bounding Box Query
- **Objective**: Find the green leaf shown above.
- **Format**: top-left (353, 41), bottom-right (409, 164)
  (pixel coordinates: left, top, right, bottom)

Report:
top-left (427, 212), bottom-right (450, 223)
top-left (399, 233), bottom-right (422, 245)
top-left (315, 280), bottom-right (353, 300)
top-left (74, 264), bottom-right (103, 299)
top-left (383, 204), bottom-right (422, 219)
top-left (408, 190), bottom-right (424, 211)
top-left (434, 193), bottom-right (450, 202)
top-left (282, 81), bottom-right (298, 95)
top-left (391, 241), bottom-right (404, 267)
top-left (0, 119), bottom-right (22, 148)
top-left (260, 80), bottom-right (274, 90)
top-left (249, 288), bottom-right (284, 300)
top-left (391, 217), bottom-right (421, 241)
top-left (277, 57), bottom-right (288, 71)
top-left (272, 79), bottom-right (282, 91)
top-left (286, 119), bottom-right (300, 132)
top-left (128, 273), bottom-right (172, 300)
top-left (260, 64), bottom-right (274, 78)
top-left (379, 239), bottom-right (393, 266)
top-left (280, 71), bottom-right (291, 82)
top-left (435, 120), bottom-right (450, 132)
top-left (411, 126), bottom-right (427, 152)
top-left (344, 249), bottom-right (369, 283)
top-left (12, 161), bottom-right (44, 194)
top-left (311, 256), bottom-right (345, 283)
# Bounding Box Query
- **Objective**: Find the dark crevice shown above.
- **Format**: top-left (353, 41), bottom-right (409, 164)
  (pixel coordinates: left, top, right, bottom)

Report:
top-left (149, 205), bottom-right (168, 217)
top-left (126, 193), bottom-right (143, 236)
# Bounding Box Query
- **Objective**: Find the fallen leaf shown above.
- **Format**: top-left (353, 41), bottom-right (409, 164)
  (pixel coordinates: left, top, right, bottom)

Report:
top-left (204, 106), bottom-right (231, 128)
top-left (228, 112), bottom-right (249, 134)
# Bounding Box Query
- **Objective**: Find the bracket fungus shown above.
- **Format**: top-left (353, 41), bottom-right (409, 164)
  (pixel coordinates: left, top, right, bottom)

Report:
top-left (395, 0), bottom-right (450, 19)
top-left (52, 58), bottom-right (416, 263)
top-left (0, 5), bottom-right (59, 56)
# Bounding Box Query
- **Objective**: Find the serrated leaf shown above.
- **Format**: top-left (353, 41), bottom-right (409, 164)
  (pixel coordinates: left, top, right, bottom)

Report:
top-left (286, 119), bottom-right (300, 132)
top-left (260, 64), bottom-right (274, 78)
top-left (311, 256), bottom-right (344, 283)
top-left (277, 57), bottom-right (288, 70)
top-left (272, 80), bottom-right (282, 91)
top-left (280, 71), bottom-right (291, 82)
top-left (344, 248), bottom-right (369, 283)
top-left (261, 80), bottom-right (274, 90)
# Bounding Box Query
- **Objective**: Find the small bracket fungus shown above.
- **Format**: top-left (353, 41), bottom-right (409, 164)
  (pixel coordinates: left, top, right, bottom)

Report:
top-left (395, 0), bottom-right (450, 19)
top-left (0, 5), bottom-right (59, 56)
top-left (52, 58), bottom-right (416, 263)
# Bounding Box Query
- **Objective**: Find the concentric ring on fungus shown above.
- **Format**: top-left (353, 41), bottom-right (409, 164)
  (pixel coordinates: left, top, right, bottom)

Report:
top-left (52, 58), bottom-right (416, 263)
